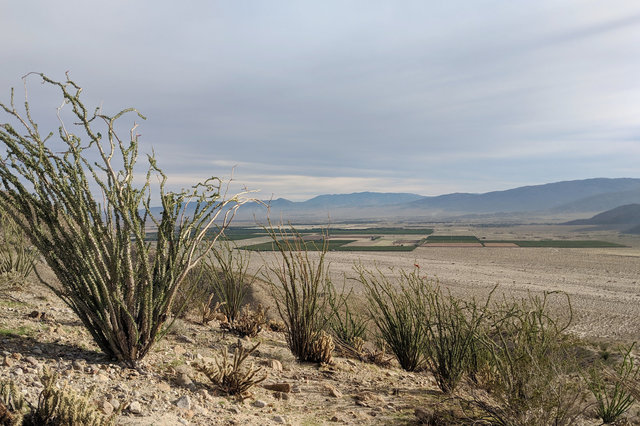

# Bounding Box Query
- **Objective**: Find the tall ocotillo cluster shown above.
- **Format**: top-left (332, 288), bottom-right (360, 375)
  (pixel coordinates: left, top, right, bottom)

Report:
top-left (0, 73), bottom-right (251, 367)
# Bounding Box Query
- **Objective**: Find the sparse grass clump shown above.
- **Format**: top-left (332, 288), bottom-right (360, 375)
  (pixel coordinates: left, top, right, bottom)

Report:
top-left (222, 304), bottom-right (268, 338)
top-left (194, 342), bottom-right (267, 399)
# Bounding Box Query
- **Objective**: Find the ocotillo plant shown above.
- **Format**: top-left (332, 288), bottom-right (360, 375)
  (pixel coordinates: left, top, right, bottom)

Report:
top-left (0, 73), bottom-right (250, 367)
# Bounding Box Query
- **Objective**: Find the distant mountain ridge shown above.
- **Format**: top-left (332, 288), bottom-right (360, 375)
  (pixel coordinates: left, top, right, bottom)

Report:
top-left (247, 178), bottom-right (640, 220)
top-left (564, 204), bottom-right (640, 233)
top-left (152, 178), bottom-right (640, 222)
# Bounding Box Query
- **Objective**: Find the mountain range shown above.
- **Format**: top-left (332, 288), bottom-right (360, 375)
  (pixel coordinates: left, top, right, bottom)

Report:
top-left (234, 177), bottom-right (640, 222)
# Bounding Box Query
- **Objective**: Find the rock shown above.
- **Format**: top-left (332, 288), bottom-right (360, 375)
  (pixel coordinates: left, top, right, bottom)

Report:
top-left (176, 373), bottom-right (193, 387)
top-left (272, 415), bottom-right (286, 424)
top-left (72, 360), bottom-right (84, 371)
top-left (268, 359), bottom-right (283, 371)
top-left (178, 335), bottom-right (195, 344)
top-left (214, 312), bottom-right (227, 322)
top-left (157, 381), bottom-right (171, 392)
top-left (24, 356), bottom-right (40, 367)
top-left (174, 395), bottom-right (191, 410)
top-left (100, 401), bottom-right (114, 416)
top-left (274, 392), bottom-right (289, 401)
top-left (330, 415), bottom-right (340, 422)
top-left (96, 373), bottom-right (109, 382)
top-left (174, 345), bottom-right (186, 356)
top-left (3, 356), bottom-right (14, 367)
top-left (327, 385), bottom-right (342, 398)
top-left (13, 368), bottom-right (24, 376)
top-left (128, 401), bottom-right (143, 415)
top-left (10, 353), bottom-right (21, 361)
top-left (228, 406), bottom-right (241, 414)
top-left (263, 383), bottom-right (291, 393)
top-left (252, 400), bottom-right (267, 408)
top-left (32, 347), bottom-right (43, 355)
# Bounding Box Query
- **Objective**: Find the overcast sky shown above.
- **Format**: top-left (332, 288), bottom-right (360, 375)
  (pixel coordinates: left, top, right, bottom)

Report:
top-left (2, 1), bottom-right (640, 200)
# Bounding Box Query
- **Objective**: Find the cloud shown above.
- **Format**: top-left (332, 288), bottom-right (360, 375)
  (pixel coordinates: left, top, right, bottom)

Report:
top-left (1, 0), bottom-right (640, 201)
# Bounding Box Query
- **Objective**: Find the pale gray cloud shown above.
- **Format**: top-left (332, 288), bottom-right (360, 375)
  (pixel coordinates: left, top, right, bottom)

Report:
top-left (1, 0), bottom-right (640, 200)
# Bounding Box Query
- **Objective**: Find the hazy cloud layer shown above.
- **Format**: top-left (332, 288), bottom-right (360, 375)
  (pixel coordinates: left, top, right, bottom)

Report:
top-left (2, 1), bottom-right (639, 200)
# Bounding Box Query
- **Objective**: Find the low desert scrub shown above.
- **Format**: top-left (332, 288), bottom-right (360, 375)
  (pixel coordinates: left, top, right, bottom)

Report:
top-left (264, 226), bottom-right (336, 364)
top-left (194, 342), bottom-right (267, 399)
top-left (0, 74), bottom-right (250, 367)
top-left (585, 343), bottom-right (639, 423)
top-left (423, 285), bottom-right (494, 393)
top-left (221, 304), bottom-right (268, 337)
top-left (357, 265), bottom-right (430, 371)
top-left (327, 288), bottom-right (369, 354)
top-left (1, 368), bottom-right (117, 426)
top-left (0, 215), bottom-right (36, 295)
top-left (203, 241), bottom-right (257, 323)
top-left (474, 292), bottom-right (586, 425)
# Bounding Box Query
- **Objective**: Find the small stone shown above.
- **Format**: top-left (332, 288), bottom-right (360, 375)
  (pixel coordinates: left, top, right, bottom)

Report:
top-left (96, 373), bottom-right (109, 382)
top-left (128, 401), bottom-right (143, 415)
top-left (272, 415), bottom-right (286, 424)
top-left (263, 383), bottom-right (291, 393)
top-left (174, 345), bottom-right (186, 356)
top-left (3, 356), bottom-right (14, 367)
top-left (108, 397), bottom-right (120, 410)
top-left (330, 415), bottom-right (340, 422)
top-left (176, 373), bottom-right (193, 387)
top-left (228, 406), bottom-right (241, 414)
top-left (327, 386), bottom-right (342, 398)
top-left (252, 400), bottom-right (267, 408)
top-left (157, 382), bottom-right (171, 392)
top-left (100, 401), bottom-right (114, 416)
top-left (13, 368), bottom-right (24, 376)
top-left (32, 347), bottom-right (43, 355)
top-left (177, 418), bottom-right (189, 425)
top-left (174, 395), bottom-right (191, 410)
top-left (274, 392), bottom-right (289, 401)
top-left (268, 359), bottom-right (283, 371)
top-left (27, 310), bottom-right (41, 319)
top-left (72, 360), bottom-right (84, 371)
top-left (179, 335), bottom-right (195, 344)
top-left (10, 353), bottom-right (21, 361)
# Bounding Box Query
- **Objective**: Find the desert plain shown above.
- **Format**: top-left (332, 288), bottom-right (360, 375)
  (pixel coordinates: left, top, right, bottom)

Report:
top-left (247, 223), bottom-right (640, 344)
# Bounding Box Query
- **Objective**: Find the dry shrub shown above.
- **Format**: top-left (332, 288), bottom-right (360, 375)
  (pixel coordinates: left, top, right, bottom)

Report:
top-left (222, 304), bottom-right (268, 338)
top-left (194, 342), bottom-right (267, 399)
top-left (1, 368), bottom-right (117, 426)
top-left (474, 292), bottom-right (587, 426)
top-left (267, 319), bottom-right (287, 333)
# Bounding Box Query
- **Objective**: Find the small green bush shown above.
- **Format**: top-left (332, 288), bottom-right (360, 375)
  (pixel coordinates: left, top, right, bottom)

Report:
top-left (475, 292), bottom-right (586, 426)
top-left (422, 285), bottom-right (494, 393)
top-left (357, 265), bottom-right (430, 371)
top-left (586, 343), bottom-right (639, 424)
top-left (264, 226), bottom-right (336, 364)
top-left (203, 241), bottom-right (256, 323)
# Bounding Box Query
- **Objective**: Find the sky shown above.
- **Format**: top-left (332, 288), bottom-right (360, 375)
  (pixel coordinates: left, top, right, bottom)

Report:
top-left (2, 1), bottom-right (640, 201)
